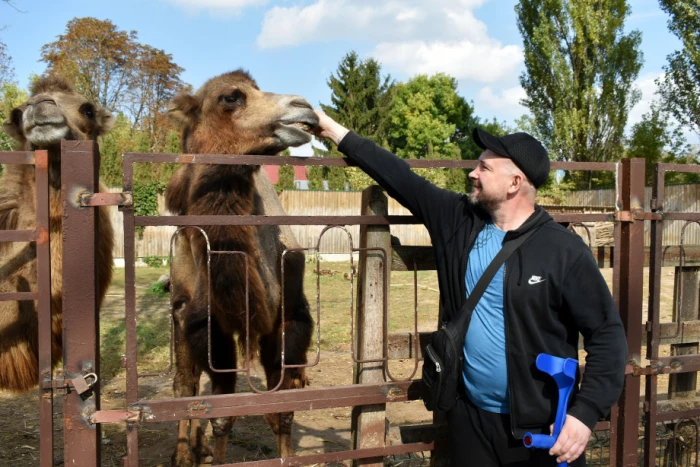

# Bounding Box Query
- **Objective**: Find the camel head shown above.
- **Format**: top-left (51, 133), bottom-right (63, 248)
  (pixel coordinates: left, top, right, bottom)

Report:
top-left (2, 77), bottom-right (114, 150)
top-left (168, 69), bottom-right (318, 156)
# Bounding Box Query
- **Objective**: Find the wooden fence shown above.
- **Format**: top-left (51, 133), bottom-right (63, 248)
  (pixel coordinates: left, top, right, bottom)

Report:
top-left (108, 184), bottom-right (700, 259)
top-left (567, 184), bottom-right (700, 246)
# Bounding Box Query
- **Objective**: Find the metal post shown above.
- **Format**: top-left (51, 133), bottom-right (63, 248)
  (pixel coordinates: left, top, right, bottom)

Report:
top-left (61, 140), bottom-right (101, 465)
top-left (35, 149), bottom-right (54, 467)
top-left (122, 153), bottom-right (139, 466)
top-left (644, 162), bottom-right (665, 467)
top-left (615, 158), bottom-right (645, 467)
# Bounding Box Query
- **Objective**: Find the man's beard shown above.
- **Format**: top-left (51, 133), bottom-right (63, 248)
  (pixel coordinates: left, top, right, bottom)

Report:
top-left (468, 187), bottom-right (505, 213)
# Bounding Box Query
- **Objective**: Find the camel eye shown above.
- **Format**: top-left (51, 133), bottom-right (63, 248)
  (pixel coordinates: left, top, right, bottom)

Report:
top-left (80, 103), bottom-right (95, 119)
top-left (220, 90), bottom-right (245, 108)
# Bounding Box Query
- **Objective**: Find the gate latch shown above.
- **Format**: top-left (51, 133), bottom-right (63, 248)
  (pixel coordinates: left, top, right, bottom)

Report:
top-left (71, 373), bottom-right (98, 395)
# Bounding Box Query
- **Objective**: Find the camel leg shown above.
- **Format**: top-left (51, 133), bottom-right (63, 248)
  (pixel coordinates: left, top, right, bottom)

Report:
top-left (172, 304), bottom-right (203, 467)
top-left (189, 367), bottom-right (214, 464)
top-left (207, 333), bottom-right (237, 465)
top-left (260, 304), bottom-right (313, 458)
top-left (185, 308), bottom-right (238, 466)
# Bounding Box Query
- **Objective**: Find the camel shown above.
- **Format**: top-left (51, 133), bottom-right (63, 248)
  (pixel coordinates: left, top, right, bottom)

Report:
top-left (0, 77), bottom-right (115, 392)
top-left (165, 69), bottom-right (316, 465)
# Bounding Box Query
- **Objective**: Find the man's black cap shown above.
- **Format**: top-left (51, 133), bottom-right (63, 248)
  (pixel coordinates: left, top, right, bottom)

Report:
top-left (472, 127), bottom-right (550, 188)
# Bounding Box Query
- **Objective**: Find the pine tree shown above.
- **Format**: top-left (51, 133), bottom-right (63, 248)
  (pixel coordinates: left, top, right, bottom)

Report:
top-left (316, 51), bottom-right (394, 190)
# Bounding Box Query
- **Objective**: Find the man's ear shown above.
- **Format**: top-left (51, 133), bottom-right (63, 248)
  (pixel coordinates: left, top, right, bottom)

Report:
top-left (167, 94), bottom-right (200, 128)
top-left (508, 172), bottom-right (523, 193)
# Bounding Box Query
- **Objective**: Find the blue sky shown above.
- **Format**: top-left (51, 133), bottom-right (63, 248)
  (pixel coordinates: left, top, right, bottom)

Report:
top-left (1, 0), bottom-right (697, 156)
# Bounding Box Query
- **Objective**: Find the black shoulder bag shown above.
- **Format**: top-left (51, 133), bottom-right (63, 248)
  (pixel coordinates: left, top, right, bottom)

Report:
top-left (421, 228), bottom-right (537, 412)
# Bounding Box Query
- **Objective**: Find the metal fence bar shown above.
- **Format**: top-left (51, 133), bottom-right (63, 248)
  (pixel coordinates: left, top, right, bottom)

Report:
top-left (616, 158), bottom-right (646, 467)
top-left (127, 380), bottom-right (421, 422)
top-left (0, 291), bottom-right (37, 301)
top-left (209, 442), bottom-right (437, 467)
top-left (133, 213), bottom-right (615, 227)
top-left (122, 152), bottom-right (618, 171)
top-left (34, 149), bottom-right (53, 467)
top-left (644, 163), bottom-right (665, 467)
top-left (60, 140), bottom-right (101, 465)
top-left (0, 150), bottom-right (34, 164)
top-left (0, 230), bottom-right (37, 242)
top-left (122, 153), bottom-right (139, 467)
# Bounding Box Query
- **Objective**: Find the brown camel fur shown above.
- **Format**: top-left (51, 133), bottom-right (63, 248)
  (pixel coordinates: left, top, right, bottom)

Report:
top-left (166, 70), bottom-right (317, 465)
top-left (0, 77), bottom-right (115, 392)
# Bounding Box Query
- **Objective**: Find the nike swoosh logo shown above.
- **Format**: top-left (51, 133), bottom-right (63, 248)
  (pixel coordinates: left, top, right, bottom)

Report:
top-left (528, 277), bottom-right (545, 285)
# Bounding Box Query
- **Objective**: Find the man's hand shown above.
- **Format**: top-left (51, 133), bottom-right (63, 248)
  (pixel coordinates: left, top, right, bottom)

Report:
top-left (549, 415), bottom-right (591, 464)
top-left (313, 110), bottom-right (350, 145)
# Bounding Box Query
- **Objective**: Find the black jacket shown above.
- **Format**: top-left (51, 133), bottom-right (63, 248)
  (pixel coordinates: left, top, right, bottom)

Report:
top-left (338, 132), bottom-right (627, 437)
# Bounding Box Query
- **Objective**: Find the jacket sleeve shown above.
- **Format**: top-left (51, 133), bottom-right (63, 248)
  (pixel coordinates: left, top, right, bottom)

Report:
top-left (562, 249), bottom-right (628, 431)
top-left (338, 131), bottom-right (469, 240)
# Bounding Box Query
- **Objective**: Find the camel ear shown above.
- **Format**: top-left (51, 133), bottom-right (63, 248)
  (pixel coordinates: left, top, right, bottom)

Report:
top-left (168, 94), bottom-right (199, 128)
top-left (96, 108), bottom-right (115, 136)
top-left (2, 106), bottom-right (25, 143)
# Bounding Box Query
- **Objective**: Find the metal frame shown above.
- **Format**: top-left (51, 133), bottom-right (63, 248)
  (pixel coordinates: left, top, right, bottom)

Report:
top-left (0, 150), bottom-right (53, 466)
top-left (9, 143), bottom-right (700, 465)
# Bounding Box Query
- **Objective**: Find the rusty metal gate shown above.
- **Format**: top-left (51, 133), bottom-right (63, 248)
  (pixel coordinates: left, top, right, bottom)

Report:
top-left (2, 143), bottom-right (700, 466)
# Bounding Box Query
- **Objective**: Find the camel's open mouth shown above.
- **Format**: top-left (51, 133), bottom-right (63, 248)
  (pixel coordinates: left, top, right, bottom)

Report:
top-left (284, 122), bottom-right (316, 133)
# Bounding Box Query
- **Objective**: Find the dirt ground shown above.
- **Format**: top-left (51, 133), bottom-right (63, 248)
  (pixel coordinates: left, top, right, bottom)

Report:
top-left (0, 265), bottom-right (682, 466)
top-left (0, 350), bottom-right (431, 466)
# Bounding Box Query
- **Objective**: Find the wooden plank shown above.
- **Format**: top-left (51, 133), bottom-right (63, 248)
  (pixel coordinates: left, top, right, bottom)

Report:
top-left (352, 186), bottom-right (390, 466)
top-left (669, 266), bottom-right (700, 399)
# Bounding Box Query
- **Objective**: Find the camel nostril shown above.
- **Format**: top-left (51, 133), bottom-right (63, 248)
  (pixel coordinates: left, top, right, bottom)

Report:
top-left (28, 98), bottom-right (57, 107)
top-left (289, 98), bottom-right (312, 110)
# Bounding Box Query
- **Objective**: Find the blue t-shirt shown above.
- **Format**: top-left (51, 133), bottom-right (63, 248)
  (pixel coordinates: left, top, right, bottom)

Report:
top-left (462, 220), bottom-right (509, 413)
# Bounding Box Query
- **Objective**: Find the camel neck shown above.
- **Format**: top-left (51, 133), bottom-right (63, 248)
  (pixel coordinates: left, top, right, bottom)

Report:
top-left (188, 164), bottom-right (258, 216)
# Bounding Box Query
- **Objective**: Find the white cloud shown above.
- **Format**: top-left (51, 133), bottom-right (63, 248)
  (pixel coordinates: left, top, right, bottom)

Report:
top-left (257, 0), bottom-right (522, 84)
top-left (166, 0), bottom-right (267, 14)
top-left (627, 72), bottom-right (662, 128)
top-left (626, 72), bottom-right (700, 144)
top-left (372, 41), bottom-right (521, 83)
top-left (476, 86), bottom-right (527, 116)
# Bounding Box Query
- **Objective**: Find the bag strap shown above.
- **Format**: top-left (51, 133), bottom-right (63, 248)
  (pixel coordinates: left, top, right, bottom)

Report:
top-left (454, 227), bottom-right (538, 334)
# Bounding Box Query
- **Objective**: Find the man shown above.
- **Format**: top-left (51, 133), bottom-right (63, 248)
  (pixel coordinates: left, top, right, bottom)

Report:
top-left (312, 110), bottom-right (627, 467)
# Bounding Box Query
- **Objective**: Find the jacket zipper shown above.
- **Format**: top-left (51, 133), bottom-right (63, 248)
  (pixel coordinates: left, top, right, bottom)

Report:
top-left (425, 346), bottom-right (442, 373)
top-left (503, 262), bottom-right (518, 437)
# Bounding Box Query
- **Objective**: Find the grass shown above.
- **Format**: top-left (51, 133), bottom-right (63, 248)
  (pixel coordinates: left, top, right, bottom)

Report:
top-left (99, 262), bottom-right (441, 379)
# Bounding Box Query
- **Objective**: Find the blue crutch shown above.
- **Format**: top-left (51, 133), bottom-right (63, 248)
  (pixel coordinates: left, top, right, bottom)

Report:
top-left (522, 353), bottom-right (579, 467)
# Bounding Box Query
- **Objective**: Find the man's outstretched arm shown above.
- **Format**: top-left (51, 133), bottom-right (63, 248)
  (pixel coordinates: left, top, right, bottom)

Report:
top-left (313, 110), bottom-right (469, 237)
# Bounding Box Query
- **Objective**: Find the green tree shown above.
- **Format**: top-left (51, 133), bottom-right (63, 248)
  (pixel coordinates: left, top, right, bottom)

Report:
top-left (318, 51), bottom-right (394, 191)
top-left (0, 35), bottom-right (12, 85)
top-left (275, 149), bottom-right (295, 193)
top-left (657, 0), bottom-right (700, 136)
top-left (387, 73), bottom-right (477, 192)
top-left (0, 32), bottom-right (17, 170)
top-left (40, 17), bottom-right (138, 111)
top-left (0, 82), bottom-right (27, 175)
top-left (627, 104), bottom-right (696, 184)
top-left (40, 17), bottom-right (189, 153)
top-left (516, 0), bottom-right (643, 189)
